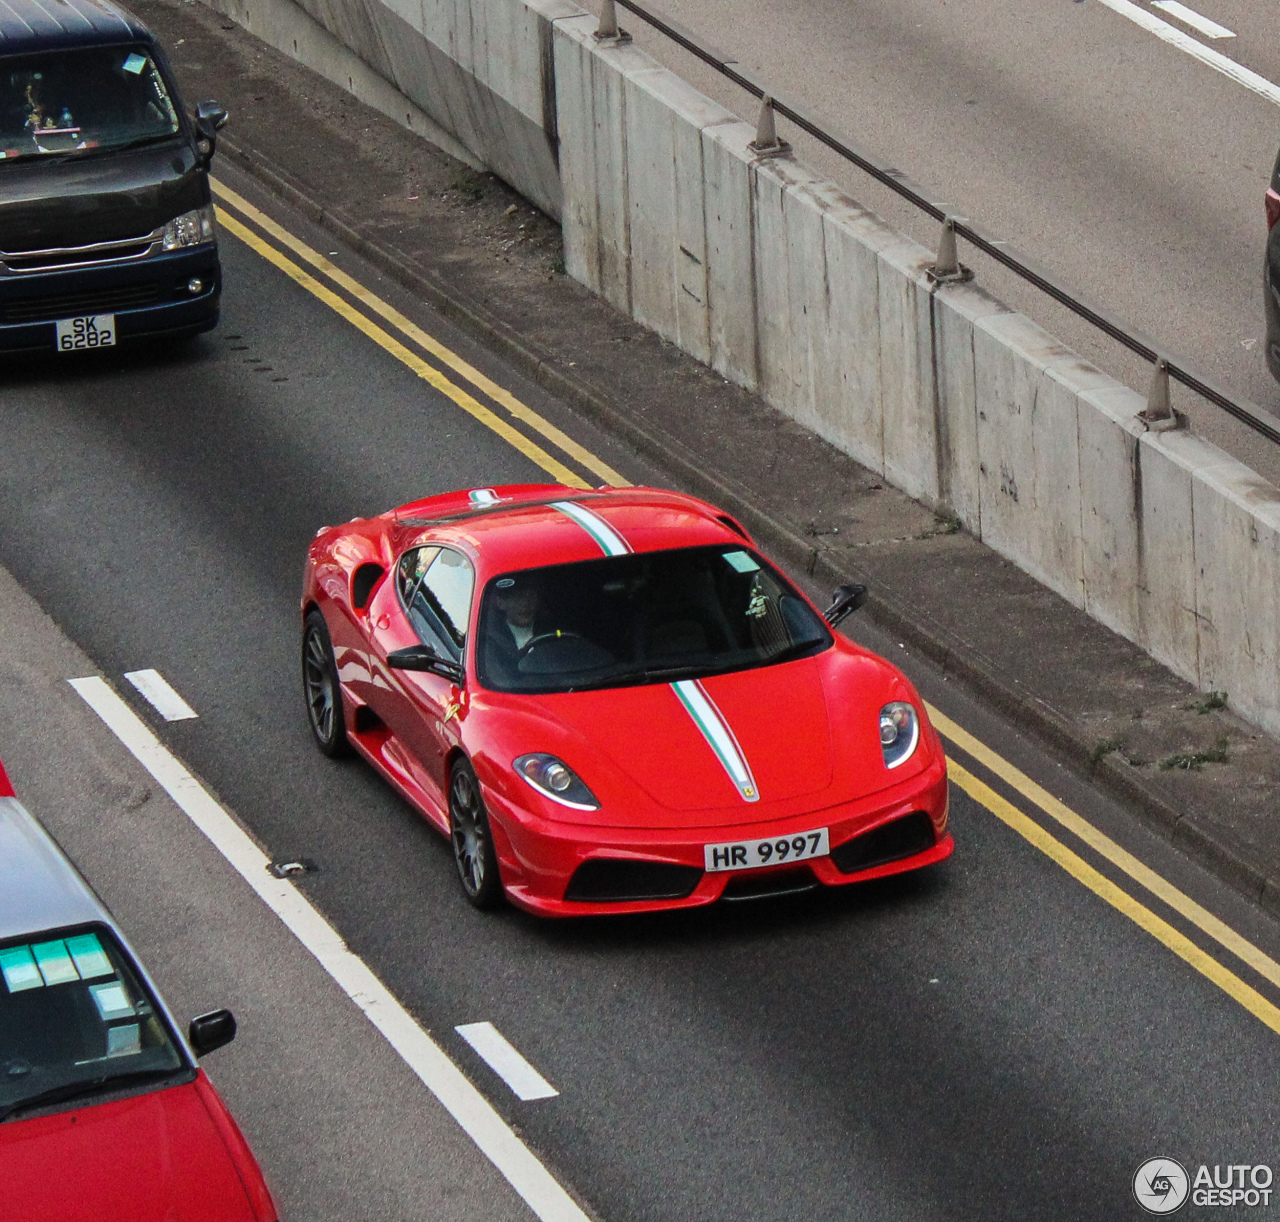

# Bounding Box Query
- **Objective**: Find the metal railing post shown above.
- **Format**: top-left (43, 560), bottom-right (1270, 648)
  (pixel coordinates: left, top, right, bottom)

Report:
top-left (748, 96), bottom-right (790, 158)
top-left (594, 0), bottom-right (632, 44)
top-left (927, 215), bottom-right (973, 285)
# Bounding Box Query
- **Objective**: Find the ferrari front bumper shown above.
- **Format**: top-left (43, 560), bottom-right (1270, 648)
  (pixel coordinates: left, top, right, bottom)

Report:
top-left (483, 754), bottom-right (952, 917)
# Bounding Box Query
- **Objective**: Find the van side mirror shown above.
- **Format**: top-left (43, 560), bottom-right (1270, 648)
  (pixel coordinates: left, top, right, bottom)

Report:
top-left (823, 584), bottom-right (868, 627)
top-left (194, 101), bottom-right (229, 136)
top-left (189, 1008), bottom-right (236, 1057)
top-left (193, 101), bottom-right (228, 164)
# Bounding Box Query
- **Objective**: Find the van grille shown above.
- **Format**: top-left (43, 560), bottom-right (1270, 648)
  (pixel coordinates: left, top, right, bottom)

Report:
top-left (5, 244), bottom-right (152, 272)
top-left (0, 230), bottom-right (160, 273)
top-left (3, 283), bottom-right (161, 324)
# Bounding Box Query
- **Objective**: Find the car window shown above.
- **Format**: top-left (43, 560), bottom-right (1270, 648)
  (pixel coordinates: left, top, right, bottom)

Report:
top-left (0, 47), bottom-right (181, 164)
top-left (397, 546), bottom-right (474, 664)
top-left (476, 544), bottom-right (832, 694)
top-left (0, 925), bottom-right (185, 1118)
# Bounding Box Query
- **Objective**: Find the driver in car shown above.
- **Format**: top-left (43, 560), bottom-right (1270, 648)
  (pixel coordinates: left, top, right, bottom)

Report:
top-left (483, 577), bottom-right (553, 682)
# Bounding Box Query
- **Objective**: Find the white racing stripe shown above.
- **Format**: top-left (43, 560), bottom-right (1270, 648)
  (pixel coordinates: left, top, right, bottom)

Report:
top-left (1151, 0), bottom-right (1234, 39)
top-left (124, 669), bottom-right (198, 721)
top-left (1097, 0), bottom-right (1280, 106)
top-left (550, 501), bottom-right (631, 557)
top-left (456, 1022), bottom-right (560, 1101)
top-left (671, 679), bottom-right (759, 802)
top-left (67, 675), bottom-right (591, 1222)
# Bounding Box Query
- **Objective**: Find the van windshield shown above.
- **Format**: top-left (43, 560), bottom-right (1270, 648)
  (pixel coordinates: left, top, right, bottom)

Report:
top-left (0, 46), bottom-right (180, 163)
top-left (0, 925), bottom-right (186, 1121)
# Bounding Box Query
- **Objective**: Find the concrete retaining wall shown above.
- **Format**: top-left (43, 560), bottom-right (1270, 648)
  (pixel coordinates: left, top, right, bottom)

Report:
top-left (209, 0), bottom-right (1280, 735)
top-left (206, 0), bottom-right (573, 217)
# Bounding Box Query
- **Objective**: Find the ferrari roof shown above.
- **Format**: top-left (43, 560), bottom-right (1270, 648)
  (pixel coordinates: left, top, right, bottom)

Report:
top-left (0, 0), bottom-right (149, 54)
top-left (390, 486), bottom-right (751, 575)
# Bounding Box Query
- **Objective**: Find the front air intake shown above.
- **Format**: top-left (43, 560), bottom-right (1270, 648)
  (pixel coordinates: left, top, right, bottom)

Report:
top-left (830, 812), bottom-right (936, 874)
top-left (565, 859), bottom-right (702, 902)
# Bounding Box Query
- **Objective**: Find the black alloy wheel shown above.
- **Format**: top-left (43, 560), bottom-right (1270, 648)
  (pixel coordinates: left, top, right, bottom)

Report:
top-left (449, 759), bottom-right (503, 909)
top-left (302, 610), bottom-right (350, 757)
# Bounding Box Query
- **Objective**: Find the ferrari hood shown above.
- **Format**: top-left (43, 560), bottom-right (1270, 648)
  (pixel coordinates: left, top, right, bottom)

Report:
top-left (543, 658), bottom-right (833, 818)
top-left (0, 1081), bottom-right (254, 1222)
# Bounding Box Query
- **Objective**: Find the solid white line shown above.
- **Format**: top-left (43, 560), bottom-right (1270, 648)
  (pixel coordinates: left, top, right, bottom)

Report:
top-left (1151, 0), bottom-right (1234, 39)
top-left (124, 669), bottom-right (198, 721)
top-left (1097, 0), bottom-right (1280, 105)
top-left (456, 1023), bottom-right (560, 1101)
top-left (67, 676), bottom-right (590, 1222)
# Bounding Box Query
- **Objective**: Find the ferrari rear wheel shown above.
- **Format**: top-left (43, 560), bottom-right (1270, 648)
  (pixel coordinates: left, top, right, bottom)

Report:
top-left (449, 759), bottom-right (502, 909)
top-left (303, 611), bottom-right (349, 758)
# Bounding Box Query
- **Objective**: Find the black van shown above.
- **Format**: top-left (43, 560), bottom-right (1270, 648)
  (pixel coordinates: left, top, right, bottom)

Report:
top-left (0, 0), bottom-right (226, 354)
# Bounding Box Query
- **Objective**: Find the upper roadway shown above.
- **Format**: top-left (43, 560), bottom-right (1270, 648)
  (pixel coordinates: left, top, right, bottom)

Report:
top-left (636, 0), bottom-right (1280, 479)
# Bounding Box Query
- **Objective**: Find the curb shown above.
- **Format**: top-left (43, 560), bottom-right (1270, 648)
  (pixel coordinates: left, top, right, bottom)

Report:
top-left (217, 136), bottom-right (1279, 919)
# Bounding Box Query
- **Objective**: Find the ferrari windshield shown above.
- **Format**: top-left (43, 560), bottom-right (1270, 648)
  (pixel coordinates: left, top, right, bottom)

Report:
top-left (477, 545), bottom-right (832, 694)
top-left (0, 47), bottom-right (180, 164)
top-left (0, 925), bottom-right (185, 1121)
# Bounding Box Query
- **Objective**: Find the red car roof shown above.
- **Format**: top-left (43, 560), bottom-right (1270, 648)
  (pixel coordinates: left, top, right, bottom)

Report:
top-left (384, 485), bottom-right (751, 576)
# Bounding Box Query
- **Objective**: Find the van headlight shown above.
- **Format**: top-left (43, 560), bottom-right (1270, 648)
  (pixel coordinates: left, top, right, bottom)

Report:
top-left (162, 205), bottom-right (216, 250)
top-left (879, 702), bottom-right (920, 769)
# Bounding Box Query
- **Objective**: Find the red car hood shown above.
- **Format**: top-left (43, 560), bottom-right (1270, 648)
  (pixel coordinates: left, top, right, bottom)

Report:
top-left (539, 658), bottom-right (833, 816)
top-left (0, 1080), bottom-right (255, 1222)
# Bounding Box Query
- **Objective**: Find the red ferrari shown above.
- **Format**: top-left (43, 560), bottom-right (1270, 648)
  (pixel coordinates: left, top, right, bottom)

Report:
top-left (301, 484), bottom-right (952, 915)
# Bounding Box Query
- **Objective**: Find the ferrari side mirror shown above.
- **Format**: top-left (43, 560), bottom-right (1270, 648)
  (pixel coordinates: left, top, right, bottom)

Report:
top-left (388, 644), bottom-right (464, 683)
top-left (823, 583), bottom-right (868, 626)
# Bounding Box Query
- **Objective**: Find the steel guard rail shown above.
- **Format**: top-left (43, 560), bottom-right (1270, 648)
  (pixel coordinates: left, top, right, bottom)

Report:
top-left (607, 0), bottom-right (1280, 447)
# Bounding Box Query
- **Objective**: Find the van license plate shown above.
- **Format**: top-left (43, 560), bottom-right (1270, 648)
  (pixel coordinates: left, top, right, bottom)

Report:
top-left (55, 315), bottom-right (116, 351)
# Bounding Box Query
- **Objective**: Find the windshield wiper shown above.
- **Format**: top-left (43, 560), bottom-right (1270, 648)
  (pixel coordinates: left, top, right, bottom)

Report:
top-left (0, 1067), bottom-right (181, 1122)
top-left (762, 638), bottom-right (827, 666)
top-left (37, 133), bottom-right (176, 165)
top-left (607, 662), bottom-right (719, 687)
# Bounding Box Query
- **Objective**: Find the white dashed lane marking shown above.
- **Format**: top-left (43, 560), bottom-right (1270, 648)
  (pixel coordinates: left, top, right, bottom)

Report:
top-left (1151, 0), bottom-right (1234, 39)
top-left (1098, 0), bottom-right (1280, 105)
top-left (124, 669), bottom-right (198, 721)
top-left (456, 1022), bottom-right (560, 1101)
top-left (69, 675), bottom-right (589, 1222)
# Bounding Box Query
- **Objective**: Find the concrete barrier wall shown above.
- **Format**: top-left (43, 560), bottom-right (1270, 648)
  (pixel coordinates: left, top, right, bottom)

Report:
top-left (206, 0), bottom-right (575, 217)
top-left (208, 0), bottom-right (1280, 735)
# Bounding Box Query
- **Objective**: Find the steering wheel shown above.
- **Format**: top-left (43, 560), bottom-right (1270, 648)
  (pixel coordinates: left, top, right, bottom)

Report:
top-left (516, 630), bottom-right (584, 660)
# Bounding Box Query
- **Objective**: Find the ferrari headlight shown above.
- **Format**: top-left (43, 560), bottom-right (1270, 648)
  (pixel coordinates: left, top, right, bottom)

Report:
top-left (513, 753), bottom-right (599, 810)
top-left (879, 702), bottom-right (919, 769)
top-left (162, 204), bottom-right (216, 250)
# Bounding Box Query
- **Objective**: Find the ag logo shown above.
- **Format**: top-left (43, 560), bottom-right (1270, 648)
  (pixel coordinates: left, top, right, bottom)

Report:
top-left (1134, 1158), bottom-right (1190, 1214)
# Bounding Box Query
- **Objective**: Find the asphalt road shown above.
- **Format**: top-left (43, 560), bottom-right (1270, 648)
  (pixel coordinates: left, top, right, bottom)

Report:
top-left (632, 0), bottom-right (1280, 482)
top-left (3, 166), bottom-right (1280, 1220)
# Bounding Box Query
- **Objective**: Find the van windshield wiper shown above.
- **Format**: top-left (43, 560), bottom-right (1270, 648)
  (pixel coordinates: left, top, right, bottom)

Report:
top-left (0, 1066), bottom-right (182, 1122)
top-left (37, 132), bottom-right (178, 165)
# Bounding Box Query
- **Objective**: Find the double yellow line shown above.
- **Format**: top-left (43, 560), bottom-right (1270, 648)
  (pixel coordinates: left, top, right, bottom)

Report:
top-left (211, 180), bottom-right (626, 492)
top-left (214, 180), bottom-right (1280, 1038)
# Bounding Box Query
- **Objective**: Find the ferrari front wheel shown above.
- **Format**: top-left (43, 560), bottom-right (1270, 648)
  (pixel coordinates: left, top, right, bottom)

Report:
top-left (449, 759), bottom-right (503, 909)
top-left (302, 610), bottom-right (349, 757)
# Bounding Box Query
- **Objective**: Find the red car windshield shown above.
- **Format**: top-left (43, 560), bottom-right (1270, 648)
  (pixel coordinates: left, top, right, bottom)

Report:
top-left (0, 925), bottom-right (186, 1122)
top-left (477, 544), bottom-right (832, 693)
top-left (0, 47), bottom-right (180, 163)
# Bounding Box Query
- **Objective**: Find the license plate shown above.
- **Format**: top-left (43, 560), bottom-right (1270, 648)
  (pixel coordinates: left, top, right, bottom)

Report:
top-left (704, 827), bottom-right (830, 872)
top-left (55, 315), bottom-right (116, 351)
